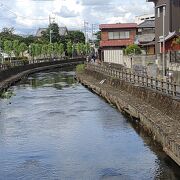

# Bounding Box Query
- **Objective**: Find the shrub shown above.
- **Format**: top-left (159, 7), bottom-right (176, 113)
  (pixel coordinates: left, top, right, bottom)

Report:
top-left (76, 64), bottom-right (85, 73)
top-left (124, 44), bottom-right (142, 55)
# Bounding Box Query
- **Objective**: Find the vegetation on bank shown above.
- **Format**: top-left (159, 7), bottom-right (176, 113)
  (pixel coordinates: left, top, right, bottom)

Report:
top-left (76, 64), bottom-right (85, 73)
top-left (0, 23), bottom-right (91, 62)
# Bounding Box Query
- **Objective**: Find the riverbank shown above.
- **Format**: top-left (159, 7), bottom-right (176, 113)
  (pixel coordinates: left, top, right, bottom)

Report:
top-left (0, 58), bottom-right (85, 94)
top-left (76, 68), bottom-right (180, 166)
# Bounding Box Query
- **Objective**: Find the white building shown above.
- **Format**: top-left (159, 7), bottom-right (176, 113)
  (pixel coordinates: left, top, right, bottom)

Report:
top-left (135, 14), bottom-right (155, 25)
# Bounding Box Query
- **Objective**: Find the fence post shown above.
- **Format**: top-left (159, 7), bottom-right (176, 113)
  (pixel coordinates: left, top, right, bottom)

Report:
top-left (166, 78), bottom-right (169, 94)
top-left (146, 76), bottom-right (149, 87)
top-left (161, 79), bottom-right (164, 92)
top-left (173, 82), bottom-right (177, 97)
top-left (150, 77), bottom-right (153, 89)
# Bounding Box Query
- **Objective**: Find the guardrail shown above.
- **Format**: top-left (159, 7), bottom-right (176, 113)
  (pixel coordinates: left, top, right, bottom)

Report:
top-left (0, 57), bottom-right (86, 71)
top-left (86, 63), bottom-right (180, 98)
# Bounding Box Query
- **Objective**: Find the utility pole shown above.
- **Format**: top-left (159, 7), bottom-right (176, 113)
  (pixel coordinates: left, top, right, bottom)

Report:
top-left (91, 24), bottom-right (98, 46)
top-left (84, 21), bottom-right (89, 43)
top-left (162, 6), bottom-right (166, 77)
top-left (49, 15), bottom-right (55, 44)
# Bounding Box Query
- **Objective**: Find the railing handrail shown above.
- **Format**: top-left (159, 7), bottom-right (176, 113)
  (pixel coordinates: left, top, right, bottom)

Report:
top-left (0, 56), bottom-right (85, 72)
top-left (85, 63), bottom-right (180, 98)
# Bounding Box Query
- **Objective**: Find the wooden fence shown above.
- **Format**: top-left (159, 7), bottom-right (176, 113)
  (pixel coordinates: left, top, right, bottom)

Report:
top-left (86, 63), bottom-right (180, 98)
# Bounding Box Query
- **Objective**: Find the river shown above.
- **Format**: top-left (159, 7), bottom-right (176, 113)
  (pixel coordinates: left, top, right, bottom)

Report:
top-left (0, 69), bottom-right (180, 180)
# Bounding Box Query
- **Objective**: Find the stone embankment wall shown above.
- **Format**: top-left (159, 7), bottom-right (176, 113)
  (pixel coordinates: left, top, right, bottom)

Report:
top-left (77, 69), bottom-right (180, 166)
top-left (0, 58), bottom-right (85, 93)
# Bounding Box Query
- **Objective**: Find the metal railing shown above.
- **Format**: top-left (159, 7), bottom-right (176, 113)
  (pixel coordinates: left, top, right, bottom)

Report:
top-left (0, 57), bottom-right (84, 71)
top-left (86, 63), bottom-right (180, 98)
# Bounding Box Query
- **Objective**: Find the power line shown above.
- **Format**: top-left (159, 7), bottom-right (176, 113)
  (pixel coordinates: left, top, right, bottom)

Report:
top-left (0, 2), bottom-right (48, 21)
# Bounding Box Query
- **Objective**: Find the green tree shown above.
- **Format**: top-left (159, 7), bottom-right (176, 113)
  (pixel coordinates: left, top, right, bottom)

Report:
top-left (83, 43), bottom-right (91, 55)
top-left (29, 43), bottom-right (36, 60)
top-left (94, 31), bottom-right (101, 47)
top-left (124, 44), bottom-right (142, 55)
top-left (58, 43), bottom-right (64, 58)
top-left (66, 31), bottom-right (85, 44)
top-left (67, 41), bottom-right (72, 57)
top-left (53, 42), bottom-right (59, 58)
top-left (4, 40), bottom-right (13, 61)
top-left (42, 23), bottom-right (60, 43)
top-left (42, 44), bottom-right (48, 59)
top-left (19, 42), bottom-right (27, 57)
top-left (13, 40), bottom-right (20, 57)
top-left (24, 35), bottom-right (38, 46)
top-left (2, 27), bottom-right (15, 35)
top-left (34, 43), bottom-right (42, 58)
top-left (176, 37), bottom-right (180, 45)
top-left (47, 43), bottom-right (54, 58)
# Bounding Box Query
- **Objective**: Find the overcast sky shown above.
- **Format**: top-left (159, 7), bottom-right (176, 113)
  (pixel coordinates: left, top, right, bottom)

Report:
top-left (0, 0), bottom-right (154, 35)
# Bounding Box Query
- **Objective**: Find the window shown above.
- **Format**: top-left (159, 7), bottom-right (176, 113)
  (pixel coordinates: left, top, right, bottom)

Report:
top-left (108, 32), bottom-right (114, 39)
top-left (120, 31), bottom-right (130, 39)
top-left (114, 32), bottom-right (119, 39)
top-left (108, 31), bottom-right (130, 40)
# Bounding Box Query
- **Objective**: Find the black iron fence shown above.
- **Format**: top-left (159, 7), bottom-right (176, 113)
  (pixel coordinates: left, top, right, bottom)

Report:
top-left (86, 63), bottom-right (180, 98)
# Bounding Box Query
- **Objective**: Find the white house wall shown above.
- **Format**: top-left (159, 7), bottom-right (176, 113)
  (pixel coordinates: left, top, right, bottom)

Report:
top-left (104, 50), bottom-right (124, 65)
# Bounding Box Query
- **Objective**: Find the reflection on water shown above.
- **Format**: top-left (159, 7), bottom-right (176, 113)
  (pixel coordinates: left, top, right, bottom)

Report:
top-left (0, 69), bottom-right (180, 180)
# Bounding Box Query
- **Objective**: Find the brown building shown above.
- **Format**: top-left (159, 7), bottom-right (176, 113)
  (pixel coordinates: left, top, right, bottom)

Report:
top-left (147, 0), bottom-right (180, 54)
top-left (137, 20), bottom-right (155, 55)
top-left (99, 23), bottom-right (137, 64)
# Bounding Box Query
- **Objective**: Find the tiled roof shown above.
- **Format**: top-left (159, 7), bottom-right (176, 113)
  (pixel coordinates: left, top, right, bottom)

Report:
top-left (159, 31), bottom-right (178, 42)
top-left (138, 20), bottom-right (155, 28)
top-left (36, 27), bottom-right (68, 37)
top-left (100, 40), bottom-right (134, 47)
top-left (138, 34), bottom-right (155, 42)
top-left (99, 23), bottom-right (137, 29)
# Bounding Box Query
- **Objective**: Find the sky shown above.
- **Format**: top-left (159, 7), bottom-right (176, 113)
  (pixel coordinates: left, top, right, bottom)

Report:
top-left (0, 0), bottom-right (154, 35)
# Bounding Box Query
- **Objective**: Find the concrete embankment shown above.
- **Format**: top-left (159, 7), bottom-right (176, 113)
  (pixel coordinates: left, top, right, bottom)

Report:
top-left (77, 69), bottom-right (180, 166)
top-left (0, 58), bottom-right (85, 93)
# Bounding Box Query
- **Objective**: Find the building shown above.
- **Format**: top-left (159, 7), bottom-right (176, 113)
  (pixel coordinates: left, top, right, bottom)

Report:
top-left (159, 32), bottom-right (180, 62)
top-left (136, 20), bottom-right (155, 55)
top-left (36, 28), bottom-right (47, 37)
top-left (99, 23), bottom-right (137, 64)
top-left (135, 14), bottom-right (155, 25)
top-left (36, 26), bottom-right (68, 37)
top-left (147, 0), bottom-right (180, 54)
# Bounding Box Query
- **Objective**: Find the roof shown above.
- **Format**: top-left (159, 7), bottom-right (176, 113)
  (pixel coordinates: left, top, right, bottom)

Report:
top-left (139, 41), bottom-right (155, 46)
top-left (159, 31), bottom-right (179, 42)
top-left (100, 39), bottom-right (134, 47)
top-left (59, 27), bottom-right (68, 36)
top-left (36, 28), bottom-right (47, 37)
top-left (36, 27), bottom-right (68, 37)
top-left (99, 23), bottom-right (137, 29)
top-left (138, 34), bottom-right (155, 43)
top-left (138, 20), bottom-right (155, 28)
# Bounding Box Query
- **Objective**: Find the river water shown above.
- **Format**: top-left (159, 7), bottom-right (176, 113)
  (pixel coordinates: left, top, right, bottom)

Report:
top-left (0, 69), bottom-right (180, 180)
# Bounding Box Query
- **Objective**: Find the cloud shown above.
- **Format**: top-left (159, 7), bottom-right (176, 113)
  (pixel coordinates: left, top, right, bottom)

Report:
top-left (55, 6), bottom-right (79, 18)
top-left (0, 0), bottom-right (154, 35)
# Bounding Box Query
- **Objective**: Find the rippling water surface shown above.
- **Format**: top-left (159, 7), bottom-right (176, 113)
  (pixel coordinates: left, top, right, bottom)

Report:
top-left (0, 69), bottom-right (180, 180)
